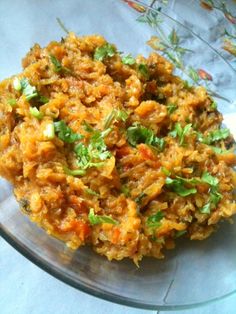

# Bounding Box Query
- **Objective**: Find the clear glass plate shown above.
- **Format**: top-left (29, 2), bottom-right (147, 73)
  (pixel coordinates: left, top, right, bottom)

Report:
top-left (0, 0), bottom-right (236, 310)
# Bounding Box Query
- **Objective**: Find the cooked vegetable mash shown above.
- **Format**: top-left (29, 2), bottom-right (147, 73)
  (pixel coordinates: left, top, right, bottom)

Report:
top-left (0, 33), bottom-right (235, 263)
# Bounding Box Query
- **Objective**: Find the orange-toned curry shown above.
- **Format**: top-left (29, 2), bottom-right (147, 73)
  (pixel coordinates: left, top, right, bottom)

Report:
top-left (0, 33), bottom-right (235, 263)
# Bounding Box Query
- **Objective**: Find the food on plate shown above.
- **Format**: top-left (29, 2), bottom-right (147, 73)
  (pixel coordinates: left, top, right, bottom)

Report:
top-left (0, 33), bottom-right (235, 263)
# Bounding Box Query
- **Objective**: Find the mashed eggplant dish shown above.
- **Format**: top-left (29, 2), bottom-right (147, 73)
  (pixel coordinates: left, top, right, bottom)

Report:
top-left (0, 33), bottom-right (235, 263)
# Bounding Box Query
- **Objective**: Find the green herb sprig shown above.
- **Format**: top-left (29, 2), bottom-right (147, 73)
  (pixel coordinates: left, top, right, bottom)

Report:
top-left (50, 55), bottom-right (71, 74)
top-left (127, 124), bottom-right (165, 151)
top-left (146, 210), bottom-right (164, 229)
top-left (88, 208), bottom-right (119, 225)
top-left (94, 43), bottom-right (116, 61)
top-left (54, 120), bottom-right (83, 143)
top-left (169, 123), bottom-right (192, 146)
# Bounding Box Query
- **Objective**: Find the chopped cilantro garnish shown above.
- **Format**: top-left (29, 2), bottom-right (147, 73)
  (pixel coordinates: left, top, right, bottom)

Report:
top-left (167, 103), bottom-right (177, 115)
top-left (127, 124), bottom-right (165, 151)
top-left (197, 128), bottom-right (230, 145)
top-left (74, 143), bottom-right (92, 169)
top-left (199, 171), bottom-right (222, 214)
top-left (165, 172), bottom-right (221, 201)
top-left (169, 123), bottom-right (192, 145)
top-left (199, 203), bottom-right (211, 214)
top-left (89, 128), bottom-right (112, 160)
top-left (211, 101), bottom-right (217, 110)
top-left (94, 43), bottom-right (116, 61)
top-left (54, 120), bottom-right (83, 143)
top-left (86, 188), bottom-right (100, 197)
top-left (82, 120), bottom-right (94, 133)
top-left (29, 107), bottom-right (44, 120)
top-left (161, 167), bottom-right (171, 176)
top-left (13, 77), bottom-right (48, 104)
top-left (88, 208), bottom-right (119, 225)
top-left (121, 185), bottom-right (131, 197)
top-left (208, 128), bottom-right (230, 143)
top-left (201, 171), bottom-right (219, 187)
top-left (18, 78), bottom-right (39, 101)
top-left (74, 126), bottom-right (112, 170)
top-left (138, 63), bottom-right (149, 79)
top-left (103, 109), bottom-right (128, 129)
top-left (121, 54), bottom-right (136, 65)
top-left (183, 80), bottom-right (191, 89)
top-left (165, 177), bottom-right (197, 197)
top-left (146, 210), bottom-right (164, 228)
top-left (50, 55), bottom-right (71, 74)
top-left (39, 95), bottom-right (49, 104)
top-left (7, 99), bottom-right (17, 107)
top-left (63, 167), bottom-right (86, 177)
top-left (210, 146), bottom-right (228, 154)
top-left (209, 188), bottom-right (222, 206)
top-left (135, 192), bottom-right (147, 205)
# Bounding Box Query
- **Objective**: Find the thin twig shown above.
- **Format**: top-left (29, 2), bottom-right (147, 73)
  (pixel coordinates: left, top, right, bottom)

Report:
top-left (56, 17), bottom-right (69, 34)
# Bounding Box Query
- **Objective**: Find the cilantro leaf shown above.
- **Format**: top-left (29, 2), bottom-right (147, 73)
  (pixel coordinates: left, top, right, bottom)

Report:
top-left (103, 109), bottom-right (128, 129)
top-left (161, 167), bottom-right (171, 176)
top-left (199, 202), bottom-right (211, 214)
top-left (94, 43), bottom-right (116, 61)
top-left (208, 129), bottom-right (230, 142)
top-left (211, 101), bottom-right (217, 110)
top-left (7, 99), bottom-right (17, 107)
top-left (198, 128), bottom-right (230, 145)
top-left (121, 185), bottom-right (131, 197)
top-left (210, 146), bottom-right (228, 154)
top-left (199, 172), bottom-right (222, 214)
top-left (38, 95), bottom-right (49, 104)
top-left (127, 124), bottom-right (165, 151)
top-left (169, 123), bottom-right (192, 145)
top-left (89, 129), bottom-right (112, 160)
top-left (183, 80), bottom-right (192, 89)
top-left (209, 186), bottom-right (222, 206)
top-left (122, 54), bottom-right (136, 65)
top-left (74, 125), bottom-right (112, 170)
top-left (20, 78), bottom-right (39, 101)
top-left (135, 192), bottom-right (147, 205)
top-left (29, 107), bottom-right (44, 120)
top-left (138, 63), bottom-right (149, 79)
top-left (13, 77), bottom-right (48, 104)
top-left (50, 55), bottom-right (71, 74)
top-left (74, 143), bottom-right (92, 169)
top-left (201, 172), bottom-right (219, 187)
top-left (54, 120), bottom-right (83, 143)
top-left (63, 167), bottom-right (86, 176)
top-left (82, 121), bottom-right (94, 133)
top-left (86, 188), bottom-right (100, 197)
top-left (88, 208), bottom-right (119, 225)
top-left (146, 210), bottom-right (164, 228)
top-left (167, 103), bottom-right (177, 115)
top-left (165, 177), bottom-right (197, 197)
